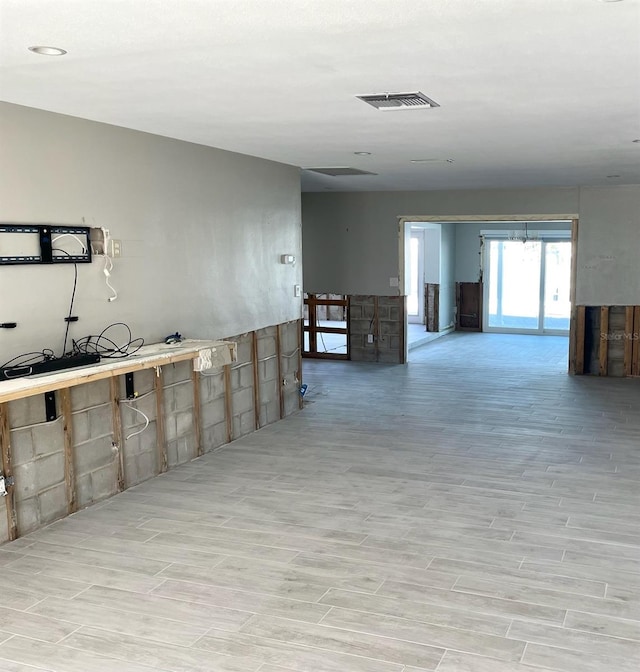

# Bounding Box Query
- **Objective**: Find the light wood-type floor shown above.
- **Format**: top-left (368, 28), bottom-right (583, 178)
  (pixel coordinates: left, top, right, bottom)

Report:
top-left (1, 333), bottom-right (639, 672)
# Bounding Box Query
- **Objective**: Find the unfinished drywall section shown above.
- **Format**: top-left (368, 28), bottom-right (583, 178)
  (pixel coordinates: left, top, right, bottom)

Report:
top-left (0, 102), bottom-right (302, 364)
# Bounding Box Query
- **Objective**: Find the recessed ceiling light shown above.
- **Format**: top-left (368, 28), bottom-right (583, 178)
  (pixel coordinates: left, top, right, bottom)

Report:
top-left (28, 46), bottom-right (67, 56)
top-left (410, 158), bottom-right (454, 164)
top-left (354, 152), bottom-right (371, 156)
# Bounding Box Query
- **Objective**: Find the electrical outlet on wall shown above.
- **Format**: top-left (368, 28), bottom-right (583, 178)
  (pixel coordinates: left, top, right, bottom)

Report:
top-left (110, 239), bottom-right (122, 258)
top-left (367, 334), bottom-right (374, 344)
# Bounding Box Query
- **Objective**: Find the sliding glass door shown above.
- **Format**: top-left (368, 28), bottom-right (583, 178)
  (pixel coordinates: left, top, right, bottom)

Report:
top-left (485, 239), bottom-right (571, 334)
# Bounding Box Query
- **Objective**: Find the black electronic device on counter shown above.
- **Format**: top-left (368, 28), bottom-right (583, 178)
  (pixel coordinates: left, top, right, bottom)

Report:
top-left (0, 353), bottom-right (101, 381)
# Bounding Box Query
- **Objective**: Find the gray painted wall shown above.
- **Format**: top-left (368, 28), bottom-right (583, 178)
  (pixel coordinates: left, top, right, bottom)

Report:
top-left (302, 186), bottom-right (640, 306)
top-left (0, 103), bottom-right (302, 364)
top-left (577, 187), bottom-right (640, 306)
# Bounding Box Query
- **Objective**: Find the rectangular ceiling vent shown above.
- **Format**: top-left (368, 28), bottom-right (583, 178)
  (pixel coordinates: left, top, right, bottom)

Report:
top-left (357, 91), bottom-right (439, 110)
top-left (305, 167), bottom-right (377, 177)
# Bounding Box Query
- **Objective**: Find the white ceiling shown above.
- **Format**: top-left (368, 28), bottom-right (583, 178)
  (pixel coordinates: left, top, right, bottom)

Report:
top-left (1, 0), bottom-right (639, 192)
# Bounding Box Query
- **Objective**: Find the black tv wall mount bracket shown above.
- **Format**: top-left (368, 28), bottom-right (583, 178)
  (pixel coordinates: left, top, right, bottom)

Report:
top-left (0, 224), bottom-right (92, 265)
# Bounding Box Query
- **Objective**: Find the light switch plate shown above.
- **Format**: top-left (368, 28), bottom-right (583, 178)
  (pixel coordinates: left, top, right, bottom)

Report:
top-left (389, 276), bottom-right (399, 287)
top-left (294, 284), bottom-right (301, 297)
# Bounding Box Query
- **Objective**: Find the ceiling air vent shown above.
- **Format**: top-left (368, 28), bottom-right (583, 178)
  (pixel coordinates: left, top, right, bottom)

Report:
top-left (305, 167), bottom-right (377, 177)
top-left (357, 91), bottom-right (440, 110)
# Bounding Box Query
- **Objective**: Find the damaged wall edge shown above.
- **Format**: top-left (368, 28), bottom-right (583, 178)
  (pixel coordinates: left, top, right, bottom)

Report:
top-left (0, 319), bottom-right (303, 543)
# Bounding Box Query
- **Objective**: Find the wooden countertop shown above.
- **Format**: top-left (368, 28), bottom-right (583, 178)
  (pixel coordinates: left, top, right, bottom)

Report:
top-left (0, 339), bottom-right (237, 403)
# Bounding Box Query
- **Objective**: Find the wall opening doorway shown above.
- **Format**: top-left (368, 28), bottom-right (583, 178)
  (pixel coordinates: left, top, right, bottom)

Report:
top-left (402, 222), bottom-right (452, 353)
top-left (483, 230), bottom-right (572, 335)
top-left (398, 215), bottom-right (579, 369)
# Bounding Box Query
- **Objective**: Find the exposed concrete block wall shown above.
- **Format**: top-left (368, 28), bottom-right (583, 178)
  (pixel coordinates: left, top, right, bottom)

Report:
top-left (349, 296), bottom-right (376, 362)
top-left (120, 368), bottom-right (159, 486)
top-left (228, 333), bottom-right (257, 440)
top-left (255, 326), bottom-right (281, 428)
top-left (349, 295), bottom-right (405, 364)
top-left (6, 396), bottom-right (66, 537)
top-left (199, 367), bottom-right (228, 453)
top-left (71, 380), bottom-right (119, 509)
top-left (279, 321), bottom-right (302, 416)
top-left (0, 319), bottom-right (304, 544)
top-left (161, 361), bottom-right (197, 468)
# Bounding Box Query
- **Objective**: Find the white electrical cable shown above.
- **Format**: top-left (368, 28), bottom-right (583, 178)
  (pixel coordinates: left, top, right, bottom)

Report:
top-left (103, 254), bottom-right (118, 302)
top-left (8, 415), bottom-right (62, 430)
top-left (121, 401), bottom-right (150, 440)
top-left (230, 361), bottom-right (253, 371)
top-left (200, 369), bottom-right (224, 377)
top-left (52, 234), bottom-right (87, 253)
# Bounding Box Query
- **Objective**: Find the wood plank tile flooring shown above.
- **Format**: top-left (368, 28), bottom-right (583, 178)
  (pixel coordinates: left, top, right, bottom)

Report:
top-left (1, 332), bottom-right (639, 671)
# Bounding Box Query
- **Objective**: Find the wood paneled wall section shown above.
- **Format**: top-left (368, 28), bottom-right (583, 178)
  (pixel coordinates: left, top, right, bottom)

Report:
top-left (455, 282), bottom-right (483, 331)
top-left (425, 284), bottom-right (440, 333)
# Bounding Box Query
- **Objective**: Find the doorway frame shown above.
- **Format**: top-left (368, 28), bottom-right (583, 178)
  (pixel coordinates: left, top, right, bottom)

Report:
top-left (398, 214), bottom-right (579, 369)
